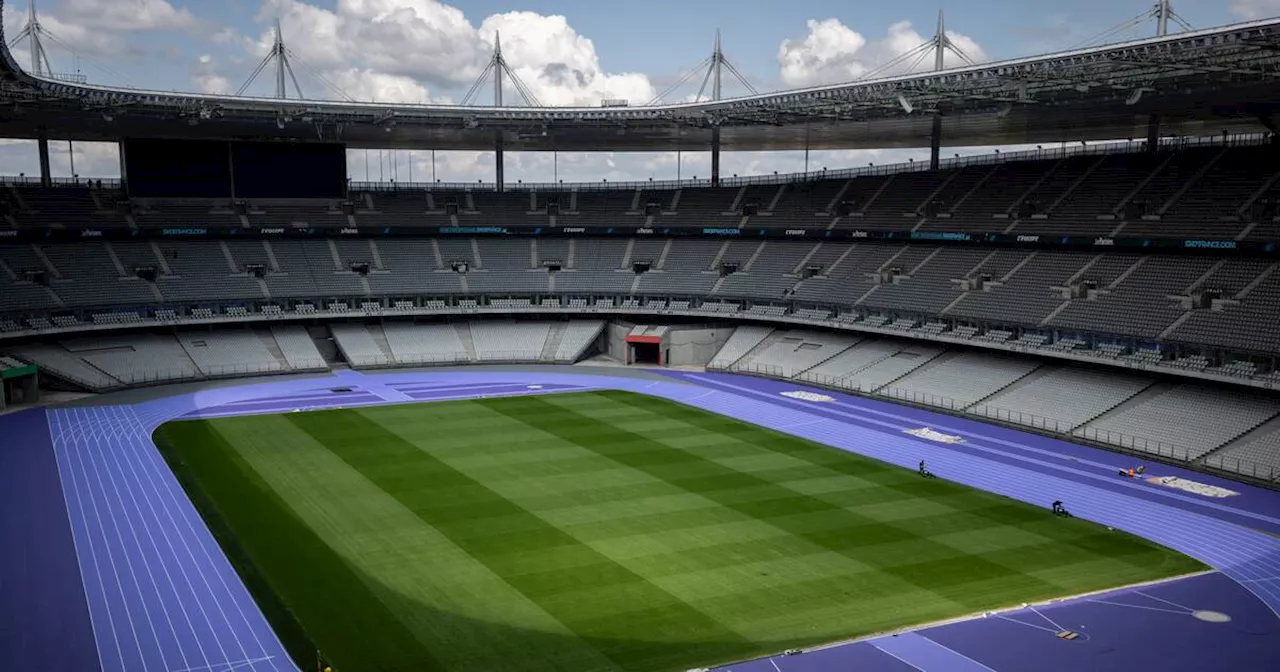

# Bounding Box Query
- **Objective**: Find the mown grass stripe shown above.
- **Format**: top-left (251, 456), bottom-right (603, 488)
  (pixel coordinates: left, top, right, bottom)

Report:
top-left (158, 391), bottom-right (1206, 672)
top-left (489, 393), bottom-right (1193, 607)
top-left (285, 407), bottom-right (754, 672)
top-left (153, 420), bottom-right (447, 672)
top-left (202, 413), bottom-right (602, 672)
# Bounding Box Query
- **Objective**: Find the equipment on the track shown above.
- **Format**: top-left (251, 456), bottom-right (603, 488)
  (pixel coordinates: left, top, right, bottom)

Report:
top-left (1052, 500), bottom-right (1072, 517)
top-left (918, 460), bottom-right (936, 478)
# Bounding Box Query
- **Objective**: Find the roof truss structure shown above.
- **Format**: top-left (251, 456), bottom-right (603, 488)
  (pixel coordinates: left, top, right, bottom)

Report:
top-left (3, 7), bottom-right (1280, 151)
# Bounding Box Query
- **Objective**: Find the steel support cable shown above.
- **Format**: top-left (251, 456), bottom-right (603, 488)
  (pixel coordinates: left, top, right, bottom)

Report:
top-left (6, 25), bottom-right (29, 50)
top-left (1069, 12), bottom-right (1151, 50)
top-left (719, 58), bottom-right (759, 95)
top-left (860, 40), bottom-right (935, 80)
top-left (647, 55), bottom-right (714, 105)
top-left (236, 52), bottom-right (275, 96)
top-left (947, 41), bottom-right (978, 66)
top-left (282, 46), bottom-right (354, 101)
top-left (904, 47), bottom-right (933, 75)
top-left (7, 25), bottom-right (53, 74)
top-left (460, 60), bottom-right (496, 105)
top-left (286, 65), bottom-right (305, 100)
top-left (693, 61), bottom-right (715, 102)
top-left (279, 51), bottom-right (305, 99)
top-left (38, 28), bottom-right (130, 85)
top-left (1170, 12), bottom-right (1195, 33)
top-left (502, 64), bottom-right (543, 107)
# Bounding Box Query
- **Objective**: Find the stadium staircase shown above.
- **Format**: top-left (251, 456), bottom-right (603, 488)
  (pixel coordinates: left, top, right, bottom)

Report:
top-left (792, 339), bottom-right (862, 378)
top-left (326, 240), bottom-right (343, 270)
top-left (1197, 414), bottom-right (1280, 466)
top-left (256, 328), bottom-right (291, 369)
top-left (708, 241), bottom-right (731, 270)
top-left (1157, 149), bottom-right (1226, 216)
top-left (541, 323), bottom-right (567, 362)
top-left (859, 174), bottom-right (898, 217)
top-left (620, 238), bottom-right (635, 268)
top-left (963, 363), bottom-right (1052, 410)
top-left (31, 244), bottom-right (62, 279)
top-left (308, 326), bottom-right (340, 364)
top-left (261, 241), bottom-right (282, 272)
top-left (149, 241), bottom-right (173, 275)
top-left (870, 349), bottom-right (953, 392)
top-left (218, 241), bottom-right (238, 273)
top-left (368, 325), bottom-right (395, 362)
top-left (655, 239), bottom-right (674, 269)
top-left (430, 239), bottom-right (445, 269)
top-left (732, 330), bottom-right (790, 371)
top-left (454, 323), bottom-right (477, 360)
top-left (1073, 382), bottom-right (1177, 434)
top-left (103, 241), bottom-right (127, 276)
top-left (829, 348), bottom-right (900, 387)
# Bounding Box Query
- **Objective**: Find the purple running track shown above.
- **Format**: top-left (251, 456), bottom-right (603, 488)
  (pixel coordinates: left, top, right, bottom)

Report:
top-left (0, 409), bottom-right (100, 672)
top-left (6, 369), bottom-right (1279, 672)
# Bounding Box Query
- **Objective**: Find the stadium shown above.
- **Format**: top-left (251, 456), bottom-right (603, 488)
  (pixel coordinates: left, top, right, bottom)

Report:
top-left (2, 1), bottom-right (1280, 671)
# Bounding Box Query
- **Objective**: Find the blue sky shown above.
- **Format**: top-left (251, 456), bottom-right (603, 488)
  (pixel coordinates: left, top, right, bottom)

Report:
top-left (1, 0), bottom-right (1276, 182)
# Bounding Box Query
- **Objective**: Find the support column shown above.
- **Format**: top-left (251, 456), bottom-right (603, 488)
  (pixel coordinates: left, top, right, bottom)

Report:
top-left (929, 114), bottom-right (942, 170)
top-left (118, 140), bottom-right (128, 194)
top-left (36, 128), bottom-right (51, 187)
top-left (710, 128), bottom-right (721, 186)
top-left (494, 134), bottom-right (505, 192)
top-left (1146, 114), bottom-right (1160, 152)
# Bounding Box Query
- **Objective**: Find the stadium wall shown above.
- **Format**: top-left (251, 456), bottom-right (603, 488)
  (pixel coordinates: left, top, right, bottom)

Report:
top-left (8, 312), bottom-right (1279, 481)
top-left (665, 327), bottom-right (735, 367)
top-left (5, 299), bottom-right (1274, 391)
top-left (605, 321), bottom-right (633, 362)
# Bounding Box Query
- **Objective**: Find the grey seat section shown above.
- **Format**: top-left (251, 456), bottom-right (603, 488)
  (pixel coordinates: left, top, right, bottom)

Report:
top-left (975, 367), bottom-right (1154, 429)
top-left (1078, 385), bottom-right (1280, 460)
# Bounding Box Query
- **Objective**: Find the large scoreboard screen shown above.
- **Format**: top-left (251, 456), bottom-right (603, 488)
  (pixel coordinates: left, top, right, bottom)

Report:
top-left (123, 139), bottom-right (347, 199)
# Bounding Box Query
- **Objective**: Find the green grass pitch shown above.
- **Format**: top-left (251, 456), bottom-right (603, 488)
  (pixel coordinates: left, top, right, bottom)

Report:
top-left (153, 390), bottom-right (1206, 672)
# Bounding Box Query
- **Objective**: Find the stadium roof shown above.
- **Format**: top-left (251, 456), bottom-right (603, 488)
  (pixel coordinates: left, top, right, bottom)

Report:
top-left (2, 7), bottom-right (1280, 152)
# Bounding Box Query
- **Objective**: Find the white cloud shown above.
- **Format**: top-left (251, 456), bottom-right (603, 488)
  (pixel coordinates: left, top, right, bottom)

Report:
top-left (778, 18), bottom-right (987, 87)
top-left (0, 2), bottom-right (1037, 184)
top-left (1, 0), bottom-right (212, 86)
top-left (1229, 0), bottom-right (1280, 19)
top-left (343, 144), bottom-right (1044, 186)
top-left (324, 68), bottom-right (438, 103)
top-left (192, 54), bottom-right (232, 94)
top-left (0, 140), bottom-right (120, 179)
top-left (476, 12), bottom-right (655, 106)
top-left (257, 0), bottom-right (488, 89)
top-left (60, 0), bottom-right (199, 33)
top-left (0, 139), bottom-right (1043, 186)
top-left (252, 1), bottom-right (653, 106)
top-left (1, 4), bottom-right (134, 64)
top-left (210, 26), bottom-right (238, 44)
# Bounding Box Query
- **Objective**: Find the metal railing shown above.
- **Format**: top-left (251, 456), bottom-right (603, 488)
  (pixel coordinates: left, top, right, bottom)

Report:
top-left (1070, 426), bottom-right (1201, 463)
top-left (2, 131), bottom-right (1269, 193)
top-left (1201, 454), bottom-right (1279, 481)
top-left (0, 176), bottom-right (123, 188)
top-left (36, 359), bottom-right (330, 391)
top-left (346, 133), bottom-right (1272, 191)
top-left (340, 350), bottom-right (555, 368)
top-left (968, 404), bottom-right (1068, 433)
